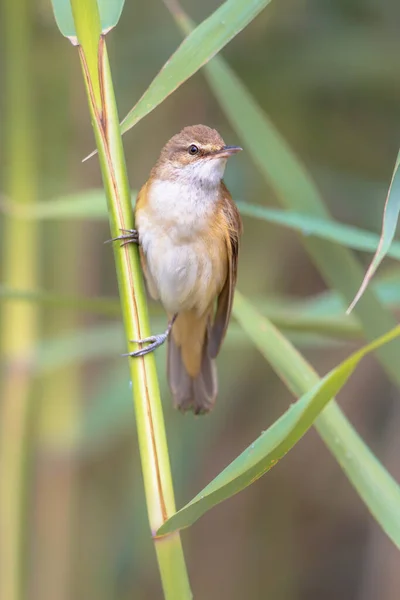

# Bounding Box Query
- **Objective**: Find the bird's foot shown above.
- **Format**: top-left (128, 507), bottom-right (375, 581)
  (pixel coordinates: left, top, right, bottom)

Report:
top-left (123, 332), bottom-right (169, 357)
top-left (123, 314), bottom-right (177, 358)
top-left (105, 228), bottom-right (139, 247)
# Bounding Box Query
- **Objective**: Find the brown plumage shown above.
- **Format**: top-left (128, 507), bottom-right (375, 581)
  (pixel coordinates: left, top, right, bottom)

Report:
top-left (132, 125), bottom-right (242, 414)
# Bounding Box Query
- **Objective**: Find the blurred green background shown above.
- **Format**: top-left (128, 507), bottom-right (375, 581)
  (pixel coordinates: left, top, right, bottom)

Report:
top-left (1, 0), bottom-right (400, 598)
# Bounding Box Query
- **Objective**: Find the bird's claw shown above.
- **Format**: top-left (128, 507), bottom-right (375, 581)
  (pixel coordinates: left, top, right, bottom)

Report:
top-left (122, 333), bottom-right (169, 358)
top-left (104, 228), bottom-right (139, 247)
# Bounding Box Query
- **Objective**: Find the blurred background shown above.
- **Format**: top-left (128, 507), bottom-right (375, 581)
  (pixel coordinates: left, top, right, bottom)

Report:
top-left (1, 0), bottom-right (400, 598)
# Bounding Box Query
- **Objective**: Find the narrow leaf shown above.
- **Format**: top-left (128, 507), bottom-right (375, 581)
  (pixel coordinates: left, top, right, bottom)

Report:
top-left (347, 151), bottom-right (400, 313)
top-left (120, 0), bottom-right (272, 135)
top-left (158, 309), bottom-right (400, 536)
top-left (158, 295), bottom-right (400, 547)
top-left (237, 202), bottom-right (400, 260)
top-left (234, 293), bottom-right (400, 548)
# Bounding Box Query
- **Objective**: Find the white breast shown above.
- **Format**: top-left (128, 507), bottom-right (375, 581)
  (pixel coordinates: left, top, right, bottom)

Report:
top-left (136, 178), bottom-right (226, 315)
top-left (147, 178), bottom-right (218, 239)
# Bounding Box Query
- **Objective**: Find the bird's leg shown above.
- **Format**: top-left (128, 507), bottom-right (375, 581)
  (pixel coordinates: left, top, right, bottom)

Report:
top-left (123, 314), bottom-right (178, 358)
top-left (104, 228), bottom-right (139, 248)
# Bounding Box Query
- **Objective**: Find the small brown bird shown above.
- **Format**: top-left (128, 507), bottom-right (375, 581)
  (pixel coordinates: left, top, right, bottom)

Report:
top-left (114, 125), bottom-right (242, 414)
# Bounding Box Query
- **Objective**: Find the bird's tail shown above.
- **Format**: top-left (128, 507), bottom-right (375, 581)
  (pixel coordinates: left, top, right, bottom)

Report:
top-left (167, 310), bottom-right (217, 414)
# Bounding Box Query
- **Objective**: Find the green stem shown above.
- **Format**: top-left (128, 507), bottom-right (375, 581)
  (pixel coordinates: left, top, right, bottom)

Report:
top-left (68, 2), bottom-right (191, 597)
top-left (0, 1), bottom-right (38, 599)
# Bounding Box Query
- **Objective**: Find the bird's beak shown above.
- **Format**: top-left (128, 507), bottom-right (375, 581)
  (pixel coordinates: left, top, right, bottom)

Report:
top-left (210, 145), bottom-right (243, 159)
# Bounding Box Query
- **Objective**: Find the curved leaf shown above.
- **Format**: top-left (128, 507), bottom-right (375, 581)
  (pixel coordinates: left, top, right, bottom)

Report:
top-left (120, 0), bottom-right (272, 135)
top-left (348, 151), bottom-right (400, 313)
top-left (237, 202), bottom-right (400, 260)
top-left (158, 295), bottom-right (400, 546)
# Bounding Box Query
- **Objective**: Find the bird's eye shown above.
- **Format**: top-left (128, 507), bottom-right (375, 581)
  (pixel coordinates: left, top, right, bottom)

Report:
top-left (188, 144), bottom-right (199, 155)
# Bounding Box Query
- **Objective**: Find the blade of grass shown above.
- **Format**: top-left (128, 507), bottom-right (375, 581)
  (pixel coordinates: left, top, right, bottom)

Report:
top-left (159, 294), bottom-right (400, 544)
top-left (0, 2), bottom-right (39, 599)
top-left (57, 1), bottom-right (192, 597)
top-left (158, 306), bottom-right (400, 538)
top-left (237, 202), bottom-right (400, 260)
top-left (164, 0), bottom-right (400, 388)
top-left (347, 151), bottom-right (400, 313)
top-left (119, 0), bottom-right (273, 135)
top-left (232, 293), bottom-right (400, 547)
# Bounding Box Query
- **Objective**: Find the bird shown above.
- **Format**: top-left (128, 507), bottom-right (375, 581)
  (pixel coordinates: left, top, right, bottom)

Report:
top-left (112, 125), bottom-right (242, 414)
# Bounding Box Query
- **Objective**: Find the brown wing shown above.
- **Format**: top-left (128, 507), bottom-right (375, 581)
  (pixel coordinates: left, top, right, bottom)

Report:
top-left (208, 182), bottom-right (242, 359)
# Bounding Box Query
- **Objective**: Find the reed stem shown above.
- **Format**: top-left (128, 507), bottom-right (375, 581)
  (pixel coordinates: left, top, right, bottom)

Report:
top-left (68, 2), bottom-right (192, 597)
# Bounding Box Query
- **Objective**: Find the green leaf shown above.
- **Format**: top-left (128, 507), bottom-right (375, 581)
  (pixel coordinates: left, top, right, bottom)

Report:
top-left (234, 294), bottom-right (400, 547)
top-left (119, 0), bottom-right (272, 135)
top-left (51, 0), bottom-right (125, 38)
top-left (348, 151), bottom-right (400, 313)
top-left (237, 202), bottom-right (400, 260)
top-left (158, 294), bottom-right (400, 547)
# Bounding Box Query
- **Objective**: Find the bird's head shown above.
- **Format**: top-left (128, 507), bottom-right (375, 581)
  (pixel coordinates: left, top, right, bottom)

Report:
top-left (153, 124), bottom-right (242, 187)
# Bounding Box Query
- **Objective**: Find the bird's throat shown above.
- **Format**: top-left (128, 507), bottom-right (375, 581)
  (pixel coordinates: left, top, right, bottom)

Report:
top-left (147, 177), bottom-right (221, 234)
